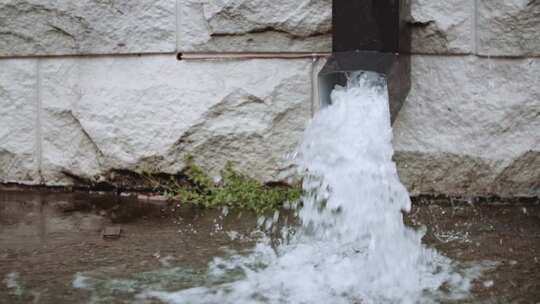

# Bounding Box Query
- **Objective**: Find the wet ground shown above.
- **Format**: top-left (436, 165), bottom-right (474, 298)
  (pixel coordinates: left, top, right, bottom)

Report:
top-left (0, 188), bottom-right (539, 304)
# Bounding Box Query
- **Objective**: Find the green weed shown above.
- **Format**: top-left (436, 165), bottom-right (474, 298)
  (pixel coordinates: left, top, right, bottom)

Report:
top-left (164, 156), bottom-right (301, 214)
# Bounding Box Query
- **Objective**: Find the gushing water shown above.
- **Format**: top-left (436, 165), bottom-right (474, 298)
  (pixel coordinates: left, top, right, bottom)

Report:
top-left (142, 72), bottom-right (471, 303)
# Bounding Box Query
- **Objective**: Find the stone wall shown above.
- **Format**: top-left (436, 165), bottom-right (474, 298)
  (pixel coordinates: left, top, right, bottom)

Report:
top-left (0, 0), bottom-right (538, 197)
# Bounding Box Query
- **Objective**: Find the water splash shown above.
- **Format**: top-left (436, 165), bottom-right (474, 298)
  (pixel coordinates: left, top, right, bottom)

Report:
top-left (141, 72), bottom-right (472, 303)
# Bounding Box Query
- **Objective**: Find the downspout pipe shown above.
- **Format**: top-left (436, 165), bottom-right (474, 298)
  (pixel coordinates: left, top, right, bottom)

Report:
top-left (319, 0), bottom-right (411, 123)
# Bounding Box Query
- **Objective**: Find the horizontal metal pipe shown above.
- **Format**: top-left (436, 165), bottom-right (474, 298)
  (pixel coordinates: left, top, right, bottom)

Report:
top-left (177, 52), bottom-right (332, 60)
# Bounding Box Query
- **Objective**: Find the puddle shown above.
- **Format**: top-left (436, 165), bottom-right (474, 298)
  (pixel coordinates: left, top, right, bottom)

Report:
top-left (0, 189), bottom-right (539, 303)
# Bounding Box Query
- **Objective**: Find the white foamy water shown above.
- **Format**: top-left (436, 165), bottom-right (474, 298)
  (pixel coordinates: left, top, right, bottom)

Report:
top-left (141, 72), bottom-right (472, 303)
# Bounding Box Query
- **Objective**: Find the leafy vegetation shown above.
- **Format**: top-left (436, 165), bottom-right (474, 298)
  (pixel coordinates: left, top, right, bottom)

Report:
top-left (162, 156), bottom-right (302, 214)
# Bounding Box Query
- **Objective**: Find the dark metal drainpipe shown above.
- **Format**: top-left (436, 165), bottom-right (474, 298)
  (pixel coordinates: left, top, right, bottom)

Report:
top-left (318, 0), bottom-right (411, 123)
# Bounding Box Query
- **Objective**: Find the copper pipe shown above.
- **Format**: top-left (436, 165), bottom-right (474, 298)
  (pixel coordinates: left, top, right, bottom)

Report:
top-left (177, 52), bottom-right (332, 60)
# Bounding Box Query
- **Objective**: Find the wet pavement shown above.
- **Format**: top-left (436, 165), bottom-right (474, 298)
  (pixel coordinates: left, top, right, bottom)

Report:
top-left (0, 188), bottom-right (539, 303)
top-left (408, 197), bottom-right (540, 303)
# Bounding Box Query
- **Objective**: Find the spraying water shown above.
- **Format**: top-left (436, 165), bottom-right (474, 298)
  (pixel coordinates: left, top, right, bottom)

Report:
top-left (141, 72), bottom-right (471, 303)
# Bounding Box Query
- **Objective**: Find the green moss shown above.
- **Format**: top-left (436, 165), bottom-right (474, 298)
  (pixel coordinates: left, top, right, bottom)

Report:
top-left (166, 156), bottom-right (301, 214)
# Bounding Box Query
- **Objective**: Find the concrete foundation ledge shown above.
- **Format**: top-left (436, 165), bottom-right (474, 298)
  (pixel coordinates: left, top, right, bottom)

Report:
top-left (0, 55), bottom-right (316, 186)
top-left (0, 54), bottom-right (538, 198)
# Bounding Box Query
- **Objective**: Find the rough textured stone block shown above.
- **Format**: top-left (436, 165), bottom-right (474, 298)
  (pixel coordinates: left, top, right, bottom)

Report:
top-left (0, 59), bottom-right (39, 183)
top-left (40, 59), bottom-right (103, 185)
top-left (178, 0), bottom-right (332, 52)
top-left (40, 55), bottom-right (314, 185)
top-left (0, 0), bottom-right (176, 57)
top-left (393, 55), bottom-right (540, 197)
top-left (477, 0), bottom-right (540, 56)
top-left (408, 0), bottom-right (473, 54)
